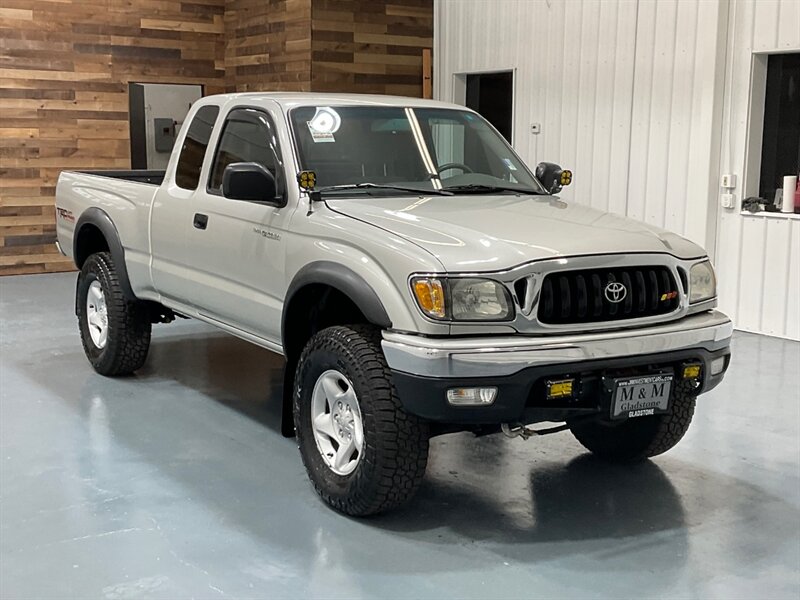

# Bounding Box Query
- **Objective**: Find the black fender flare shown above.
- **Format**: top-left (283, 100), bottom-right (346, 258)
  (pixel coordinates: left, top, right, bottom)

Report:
top-left (73, 207), bottom-right (135, 301)
top-left (282, 261), bottom-right (392, 350)
top-left (280, 261), bottom-right (393, 437)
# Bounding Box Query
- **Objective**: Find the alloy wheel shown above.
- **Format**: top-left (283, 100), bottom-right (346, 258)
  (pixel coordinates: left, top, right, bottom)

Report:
top-left (310, 369), bottom-right (364, 475)
top-left (86, 280), bottom-right (108, 349)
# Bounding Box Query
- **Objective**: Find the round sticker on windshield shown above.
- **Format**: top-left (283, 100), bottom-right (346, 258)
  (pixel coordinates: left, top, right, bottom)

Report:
top-left (307, 107), bottom-right (341, 143)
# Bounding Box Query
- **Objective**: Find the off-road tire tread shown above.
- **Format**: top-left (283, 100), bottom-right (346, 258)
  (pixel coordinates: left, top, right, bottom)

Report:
top-left (78, 252), bottom-right (151, 376)
top-left (294, 325), bottom-right (429, 516)
top-left (569, 379), bottom-right (697, 463)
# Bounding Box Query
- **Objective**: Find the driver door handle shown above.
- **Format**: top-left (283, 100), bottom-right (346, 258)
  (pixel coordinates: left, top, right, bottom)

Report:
top-left (193, 213), bottom-right (208, 230)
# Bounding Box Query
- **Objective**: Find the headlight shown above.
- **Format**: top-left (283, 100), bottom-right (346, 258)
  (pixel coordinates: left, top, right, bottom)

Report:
top-left (689, 261), bottom-right (716, 303)
top-left (411, 277), bottom-right (514, 321)
top-left (450, 278), bottom-right (513, 320)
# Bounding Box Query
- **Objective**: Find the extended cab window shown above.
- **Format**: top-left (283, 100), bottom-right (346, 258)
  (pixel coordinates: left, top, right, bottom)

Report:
top-left (208, 108), bottom-right (284, 195)
top-left (175, 105), bottom-right (219, 190)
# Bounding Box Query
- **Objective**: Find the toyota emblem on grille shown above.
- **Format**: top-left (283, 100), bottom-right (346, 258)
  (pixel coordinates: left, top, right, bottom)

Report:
top-left (604, 281), bottom-right (627, 303)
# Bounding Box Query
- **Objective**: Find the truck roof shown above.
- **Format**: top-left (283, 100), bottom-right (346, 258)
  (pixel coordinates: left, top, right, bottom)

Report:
top-left (200, 91), bottom-right (464, 111)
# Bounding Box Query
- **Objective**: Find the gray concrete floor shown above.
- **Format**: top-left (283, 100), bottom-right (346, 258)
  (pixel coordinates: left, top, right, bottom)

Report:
top-left (1, 272), bottom-right (799, 600)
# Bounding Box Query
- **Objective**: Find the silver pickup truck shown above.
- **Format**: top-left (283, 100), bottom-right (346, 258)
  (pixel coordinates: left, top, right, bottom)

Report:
top-left (55, 92), bottom-right (732, 516)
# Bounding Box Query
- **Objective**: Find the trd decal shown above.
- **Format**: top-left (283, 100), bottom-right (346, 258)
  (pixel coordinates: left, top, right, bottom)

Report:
top-left (56, 208), bottom-right (75, 223)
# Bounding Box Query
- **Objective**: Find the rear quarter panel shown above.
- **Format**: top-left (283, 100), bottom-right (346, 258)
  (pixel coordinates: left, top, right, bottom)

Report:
top-left (55, 172), bottom-right (159, 295)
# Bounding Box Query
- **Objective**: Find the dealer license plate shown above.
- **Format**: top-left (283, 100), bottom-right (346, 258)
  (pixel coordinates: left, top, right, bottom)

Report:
top-left (610, 374), bottom-right (673, 419)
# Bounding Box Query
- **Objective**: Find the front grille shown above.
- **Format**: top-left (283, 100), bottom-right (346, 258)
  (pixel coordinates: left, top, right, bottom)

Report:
top-left (536, 266), bottom-right (681, 325)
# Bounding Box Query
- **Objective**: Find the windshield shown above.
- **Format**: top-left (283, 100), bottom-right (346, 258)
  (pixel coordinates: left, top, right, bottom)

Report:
top-left (289, 106), bottom-right (544, 195)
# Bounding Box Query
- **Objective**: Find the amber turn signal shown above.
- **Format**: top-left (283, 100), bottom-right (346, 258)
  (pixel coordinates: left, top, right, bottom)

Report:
top-left (412, 277), bottom-right (446, 319)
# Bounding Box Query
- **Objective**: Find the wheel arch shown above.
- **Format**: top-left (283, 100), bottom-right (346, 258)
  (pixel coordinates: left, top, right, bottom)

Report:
top-left (279, 262), bottom-right (393, 437)
top-left (282, 261), bottom-right (392, 359)
top-left (73, 208), bottom-right (135, 301)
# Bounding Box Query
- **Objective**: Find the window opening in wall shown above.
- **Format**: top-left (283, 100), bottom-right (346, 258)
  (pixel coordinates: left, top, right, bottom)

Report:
top-left (465, 71), bottom-right (514, 144)
top-left (758, 53), bottom-right (800, 209)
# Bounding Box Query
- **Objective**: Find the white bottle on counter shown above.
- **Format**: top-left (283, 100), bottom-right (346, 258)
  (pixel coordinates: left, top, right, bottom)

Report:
top-left (782, 175), bottom-right (797, 213)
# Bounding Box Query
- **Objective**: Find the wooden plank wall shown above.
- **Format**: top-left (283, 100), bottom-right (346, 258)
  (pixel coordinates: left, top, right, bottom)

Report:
top-left (311, 0), bottom-right (433, 97)
top-left (224, 0), bottom-right (312, 92)
top-left (0, 0), bottom-right (226, 275)
top-left (223, 0), bottom-right (434, 96)
top-left (1, 0), bottom-right (432, 276)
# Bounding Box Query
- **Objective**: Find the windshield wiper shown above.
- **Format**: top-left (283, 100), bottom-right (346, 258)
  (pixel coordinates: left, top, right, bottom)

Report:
top-left (441, 184), bottom-right (544, 195)
top-left (316, 182), bottom-right (453, 196)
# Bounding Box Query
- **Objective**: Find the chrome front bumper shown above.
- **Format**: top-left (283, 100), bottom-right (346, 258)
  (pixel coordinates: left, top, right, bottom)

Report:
top-left (382, 311), bottom-right (733, 379)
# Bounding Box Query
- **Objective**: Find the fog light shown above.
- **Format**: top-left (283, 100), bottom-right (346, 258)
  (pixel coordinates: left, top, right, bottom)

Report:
top-left (682, 364), bottom-right (702, 379)
top-left (710, 357), bottom-right (726, 376)
top-left (546, 379), bottom-right (574, 400)
top-left (447, 387), bottom-right (497, 406)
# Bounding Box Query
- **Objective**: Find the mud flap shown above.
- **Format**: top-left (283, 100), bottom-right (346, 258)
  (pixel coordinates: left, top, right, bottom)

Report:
top-left (281, 358), bottom-right (297, 437)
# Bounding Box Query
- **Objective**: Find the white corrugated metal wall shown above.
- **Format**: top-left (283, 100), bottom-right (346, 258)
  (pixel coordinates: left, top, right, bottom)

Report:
top-left (436, 0), bottom-right (637, 217)
top-left (625, 0), bottom-right (727, 252)
top-left (716, 0), bottom-right (800, 340)
top-left (434, 0), bottom-right (800, 340)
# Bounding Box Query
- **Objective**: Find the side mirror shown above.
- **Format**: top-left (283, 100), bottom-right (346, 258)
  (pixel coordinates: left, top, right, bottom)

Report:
top-left (222, 162), bottom-right (282, 205)
top-left (535, 162), bottom-right (573, 195)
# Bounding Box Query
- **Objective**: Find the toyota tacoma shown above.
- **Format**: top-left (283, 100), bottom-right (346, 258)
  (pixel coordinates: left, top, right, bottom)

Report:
top-left (55, 93), bottom-right (732, 515)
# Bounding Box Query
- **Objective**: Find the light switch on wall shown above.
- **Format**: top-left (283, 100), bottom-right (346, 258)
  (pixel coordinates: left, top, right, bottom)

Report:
top-left (720, 193), bottom-right (736, 209)
top-left (721, 174), bottom-right (737, 188)
top-left (530, 123), bottom-right (541, 134)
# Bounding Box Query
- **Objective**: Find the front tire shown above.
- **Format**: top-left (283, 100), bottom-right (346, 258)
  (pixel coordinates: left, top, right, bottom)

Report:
top-left (294, 325), bottom-right (429, 516)
top-left (568, 380), bottom-right (698, 463)
top-left (77, 252), bottom-right (151, 376)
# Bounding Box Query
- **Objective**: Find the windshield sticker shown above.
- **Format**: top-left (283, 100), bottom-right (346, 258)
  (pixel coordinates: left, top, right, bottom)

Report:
top-left (502, 158), bottom-right (517, 171)
top-left (308, 122), bottom-right (335, 143)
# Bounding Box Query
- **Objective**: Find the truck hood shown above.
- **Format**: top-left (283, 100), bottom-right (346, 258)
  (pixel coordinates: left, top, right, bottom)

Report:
top-left (325, 194), bottom-right (706, 271)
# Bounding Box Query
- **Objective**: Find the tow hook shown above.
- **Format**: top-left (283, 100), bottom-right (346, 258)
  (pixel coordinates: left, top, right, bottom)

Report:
top-left (501, 422), bottom-right (572, 440)
top-left (501, 423), bottom-right (537, 440)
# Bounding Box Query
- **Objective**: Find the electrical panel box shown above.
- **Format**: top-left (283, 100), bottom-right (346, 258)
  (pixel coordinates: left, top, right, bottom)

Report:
top-left (154, 118), bottom-right (176, 153)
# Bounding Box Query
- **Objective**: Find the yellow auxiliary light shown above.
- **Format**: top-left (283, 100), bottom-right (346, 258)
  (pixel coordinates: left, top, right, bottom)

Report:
top-left (682, 364), bottom-right (702, 379)
top-left (546, 378), bottom-right (574, 400)
top-left (559, 170), bottom-right (573, 186)
top-left (297, 170), bottom-right (316, 190)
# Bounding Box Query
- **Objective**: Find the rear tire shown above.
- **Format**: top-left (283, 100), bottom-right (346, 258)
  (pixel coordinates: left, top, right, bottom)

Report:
top-left (568, 379), bottom-right (698, 463)
top-left (294, 325), bottom-right (429, 516)
top-left (77, 252), bottom-right (151, 376)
